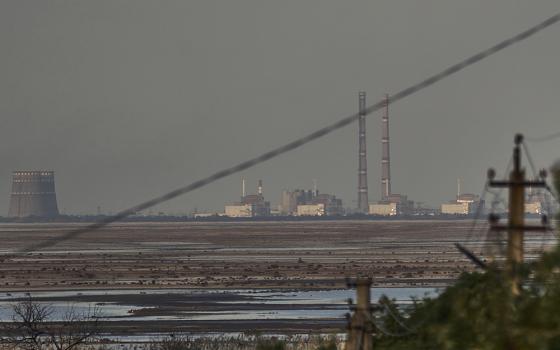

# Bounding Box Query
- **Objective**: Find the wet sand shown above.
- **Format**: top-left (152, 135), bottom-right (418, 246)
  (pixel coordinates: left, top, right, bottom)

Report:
top-left (0, 220), bottom-right (487, 291)
top-left (0, 287), bottom-right (433, 335)
top-left (2, 220), bottom-right (551, 335)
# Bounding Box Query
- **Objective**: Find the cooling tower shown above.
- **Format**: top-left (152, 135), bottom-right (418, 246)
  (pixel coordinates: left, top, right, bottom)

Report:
top-left (8, 171), bottom-right (59, 218)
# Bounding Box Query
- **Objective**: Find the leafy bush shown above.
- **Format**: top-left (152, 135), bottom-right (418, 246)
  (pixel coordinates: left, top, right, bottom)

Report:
top-left (256, 339), bottom-right (285, 350)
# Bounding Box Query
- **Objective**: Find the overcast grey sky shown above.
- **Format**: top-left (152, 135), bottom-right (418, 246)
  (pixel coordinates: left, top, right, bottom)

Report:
top-left (1, 1), bottom-right (559, 215)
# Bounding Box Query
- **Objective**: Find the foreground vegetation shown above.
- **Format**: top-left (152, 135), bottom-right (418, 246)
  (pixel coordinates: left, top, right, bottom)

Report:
top-left (373, 254), bottom-right (560, 349)
top-left (146, 335), bottom-right (339, 350)
top-left (371, 166), bottom-right (560, 350)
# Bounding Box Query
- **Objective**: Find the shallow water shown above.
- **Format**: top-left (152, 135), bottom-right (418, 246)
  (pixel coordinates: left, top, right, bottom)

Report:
top-left (0, 287), bottom-right (436, 322)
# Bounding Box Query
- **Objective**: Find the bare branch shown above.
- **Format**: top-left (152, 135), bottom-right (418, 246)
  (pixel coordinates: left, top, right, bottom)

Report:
top-left (3, 296), bottom-right (102, 350)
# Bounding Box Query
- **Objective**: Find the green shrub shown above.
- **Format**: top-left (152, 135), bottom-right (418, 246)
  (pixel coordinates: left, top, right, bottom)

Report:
top-left (256, 339), bottom-right (286, 350)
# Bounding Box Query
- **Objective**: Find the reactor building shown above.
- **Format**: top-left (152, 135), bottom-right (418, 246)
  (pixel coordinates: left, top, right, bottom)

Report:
top-left (440, 179), bottom-right (484, 215)
top-left (280, 186), bottom-right (343, 216)
top-left (8, 171), bottom-right (60, 218)
top-left (225, 179), bottom-right (271, 217)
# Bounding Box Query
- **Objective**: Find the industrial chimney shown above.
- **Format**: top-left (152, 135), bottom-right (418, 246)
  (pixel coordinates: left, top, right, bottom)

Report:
top-left (357, 91), bottom-right (369, 213)
top-left (381, 94), bottom-right (392, 200)
top-left (8, 171), bottom-right (59, 218)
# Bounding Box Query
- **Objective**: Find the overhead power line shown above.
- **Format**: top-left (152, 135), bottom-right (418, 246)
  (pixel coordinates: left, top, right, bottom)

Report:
top-left (526, 131), bottom-right (560, 143)
top-left (18, 12), bottom-right (560, 254)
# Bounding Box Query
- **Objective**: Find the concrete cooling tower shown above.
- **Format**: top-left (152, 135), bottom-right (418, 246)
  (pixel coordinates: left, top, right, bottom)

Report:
top-left (8, 171), bottom-right (59, 218)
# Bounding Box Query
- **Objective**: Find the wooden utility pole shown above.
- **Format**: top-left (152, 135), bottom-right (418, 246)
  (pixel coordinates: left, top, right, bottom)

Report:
top-left (346, 278), bottom-right (373, 350)
top-left (488, 134), bottom-right (547, 295)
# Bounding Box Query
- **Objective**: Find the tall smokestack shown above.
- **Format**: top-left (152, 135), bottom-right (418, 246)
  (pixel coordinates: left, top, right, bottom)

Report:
top-left (313, 179), bottom-right (318, 196)
top-left (381, 94), bottom-right (392, 200)
top-left (242, 178), bottom-right (246, 199)
top-left (258, 179), bottom-right (263, 196)
top-left (8, 171), bottom-right (59, 218)
top-left (357, 91), bottom-right (369, 213)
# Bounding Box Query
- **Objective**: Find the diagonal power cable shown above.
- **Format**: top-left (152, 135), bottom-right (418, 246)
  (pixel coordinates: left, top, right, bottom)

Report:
top-left (18, 12), bottom-right (560, 254)
top-left (526, 131), bottom-right (560, 143)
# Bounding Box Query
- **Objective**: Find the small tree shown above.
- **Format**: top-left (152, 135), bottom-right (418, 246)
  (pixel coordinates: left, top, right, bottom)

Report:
top-left (3, 296), bottom-right (101, 350)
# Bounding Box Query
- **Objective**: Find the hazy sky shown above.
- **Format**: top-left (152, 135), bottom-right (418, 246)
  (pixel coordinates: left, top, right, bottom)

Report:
top-left (1, 1), bottom-right (559, 215)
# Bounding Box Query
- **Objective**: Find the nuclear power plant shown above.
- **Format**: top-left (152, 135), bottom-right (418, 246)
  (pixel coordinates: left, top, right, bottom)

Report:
top-left (226, 92), bottom-right (418, 218)
top-left (8, 171), bottom-right (59, 218)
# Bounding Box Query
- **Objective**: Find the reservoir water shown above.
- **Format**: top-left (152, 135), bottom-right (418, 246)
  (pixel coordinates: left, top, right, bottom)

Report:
top-left (0, 287), bottom-right (437, 322)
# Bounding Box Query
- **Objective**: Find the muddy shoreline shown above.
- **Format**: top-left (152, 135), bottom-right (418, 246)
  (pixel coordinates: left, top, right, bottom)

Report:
top-left (1, 220), bottom-right (550, 335)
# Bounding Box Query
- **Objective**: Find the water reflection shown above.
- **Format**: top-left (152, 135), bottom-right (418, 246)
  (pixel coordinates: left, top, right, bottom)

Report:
top-left (0, 287), bottom-right (436, 322)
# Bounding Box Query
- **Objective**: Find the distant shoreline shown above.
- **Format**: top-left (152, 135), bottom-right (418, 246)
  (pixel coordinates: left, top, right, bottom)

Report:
top-left (0, 213), bottom-right (542, 224)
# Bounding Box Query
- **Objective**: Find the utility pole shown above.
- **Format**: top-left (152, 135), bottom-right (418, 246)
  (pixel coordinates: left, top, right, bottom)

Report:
top-left (346, 278), bottom-right (374, 350)
top-left (488, 134), bottom-right (547, 295)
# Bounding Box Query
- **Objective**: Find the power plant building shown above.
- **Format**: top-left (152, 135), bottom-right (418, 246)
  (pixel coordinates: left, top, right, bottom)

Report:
top-left (370, 194), bottom-right (413, 216)
top-left (297, 203), bottom-right (325, 216)
top-left (281, 189), bottom-right (316, 215)
top-left (524, 191), bottom-right (550, 215)
top-left (369, 202), bottom-right (397, 216)
top-left (441, 202), bottom-right (471, 215)
top-left (441, 181), bottom-right (484, 215)
top-left (524, 201), bottom-right (542, 215)
top-left (312, 193), bottom-right (344, 216)
top-left (225, 180), bottom-right (271, 217)
top-left (8, 171), bottom-right (59, 218)
top-left (225, 204), bottom-right (253, 218)
top-left (281, 188), bottom-right (343, 216)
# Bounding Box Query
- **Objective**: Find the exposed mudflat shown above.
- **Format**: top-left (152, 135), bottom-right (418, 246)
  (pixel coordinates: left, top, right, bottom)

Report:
top-left (0, 220), bottom-right (553, 335)
top-left (0, 287), bottom-right (435, 335)
top-left (0, 220), bottom-right (490, 290)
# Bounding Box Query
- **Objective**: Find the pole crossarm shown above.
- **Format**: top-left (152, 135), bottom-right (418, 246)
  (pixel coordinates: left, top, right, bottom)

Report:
top-left (489, 180), bottom-right (547, 188)
top-left (485, 134), bottom-right (553, 296)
